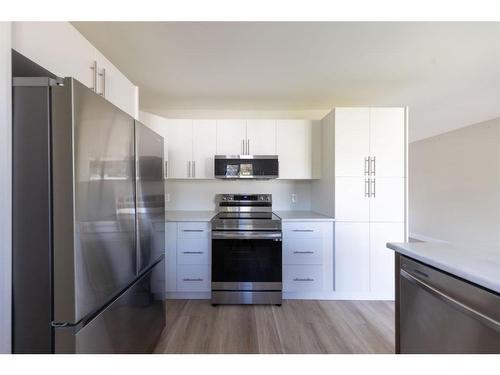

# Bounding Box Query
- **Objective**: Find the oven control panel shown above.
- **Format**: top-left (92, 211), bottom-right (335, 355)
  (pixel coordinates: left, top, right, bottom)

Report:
top-left (218, 194), bottom-right (272, 203)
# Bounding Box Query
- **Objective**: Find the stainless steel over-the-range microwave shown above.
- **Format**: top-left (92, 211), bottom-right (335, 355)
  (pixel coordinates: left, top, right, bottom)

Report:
top-left (214, 155), bottom-right (279, 179)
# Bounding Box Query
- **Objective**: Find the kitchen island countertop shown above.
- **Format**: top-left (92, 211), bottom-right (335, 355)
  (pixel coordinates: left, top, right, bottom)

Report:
top-left (387, 242), bottom-right (500, 294)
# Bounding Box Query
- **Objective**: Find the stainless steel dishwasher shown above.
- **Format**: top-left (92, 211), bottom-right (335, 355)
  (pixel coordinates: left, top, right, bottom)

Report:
top-left (399, 256), bottom-right (500, 353)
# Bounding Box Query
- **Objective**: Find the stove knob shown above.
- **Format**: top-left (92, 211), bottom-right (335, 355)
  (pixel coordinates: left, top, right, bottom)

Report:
top-left (266, 196), bottom-right (270, 201)
top-left (221, 196), bottom-right (227, 201)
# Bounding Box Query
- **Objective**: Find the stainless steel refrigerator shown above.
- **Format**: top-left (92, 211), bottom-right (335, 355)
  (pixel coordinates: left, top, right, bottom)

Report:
top-left (12, 75), bottom-right (166, 353)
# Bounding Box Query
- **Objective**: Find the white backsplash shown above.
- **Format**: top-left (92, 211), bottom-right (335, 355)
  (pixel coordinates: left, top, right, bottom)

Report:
top-left (165, 179), bottom-right (312, 211)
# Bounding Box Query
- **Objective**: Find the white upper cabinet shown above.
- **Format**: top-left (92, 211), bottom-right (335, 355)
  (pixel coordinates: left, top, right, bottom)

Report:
top-left (94, 50), bottom-right (138, 119)
top-left (144, 115), bottom-right (320, 180)
top-left (334, 108), bottom-right (370, 177)
top-left (166, 119), bottom-right (216, 179)
top-left (12, 22), bottom-right (139, 118)
top-left (246, 120), bottom-right (276, 155)
top-left (369, 108), bottom-right (405, 177)
top-left (167, 120), bottom-right (193, 179)
top-left (192, 120), bottom-right (217, 179)
top-left (216, 120), bottom-right (247, 155)
top-left (277, 120), bottom-right (315, 179)
top-left (139, 111), bottom-right (169, 179)
top-left (12, 22), bottom-right (96, 89)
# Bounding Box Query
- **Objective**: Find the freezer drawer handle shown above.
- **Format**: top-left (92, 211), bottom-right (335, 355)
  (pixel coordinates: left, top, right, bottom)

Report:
top-left (182, 251), bottom-right (204, 254)
top-left (51, 321), bottom-right (71, 328)
top-left (183, 278), bottom-right (203, 282)
top-left (293, 278), bottom-right (314, 282)
top-left (292, 229), bottom-right (314, 232)
top-left (293, 251), bottom-right (314, 254)
top-left (401, 269), bottom-right (500, 332)
top-left (183, 229), bottom-right (205, 232)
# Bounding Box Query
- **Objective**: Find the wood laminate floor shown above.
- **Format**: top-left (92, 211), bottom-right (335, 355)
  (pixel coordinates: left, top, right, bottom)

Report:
top-left (154, 300), bottom-right (395, 354)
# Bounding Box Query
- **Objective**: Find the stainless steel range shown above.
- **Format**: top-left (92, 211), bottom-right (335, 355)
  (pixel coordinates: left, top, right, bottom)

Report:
top-left (211, 194), bottom-right (282, 305)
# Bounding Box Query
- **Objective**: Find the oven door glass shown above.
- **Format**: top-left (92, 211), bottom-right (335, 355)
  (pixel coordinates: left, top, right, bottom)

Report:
top-left (212, 238), bottom-right (282, 283)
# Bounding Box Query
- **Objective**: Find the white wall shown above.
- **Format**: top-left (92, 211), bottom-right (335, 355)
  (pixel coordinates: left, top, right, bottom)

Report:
top-left (409, 116), bottom-right (500, 245)
top-left (166, 179), bottom-right (311, 211)
top-left (0, 22), bottom-right (12, 354)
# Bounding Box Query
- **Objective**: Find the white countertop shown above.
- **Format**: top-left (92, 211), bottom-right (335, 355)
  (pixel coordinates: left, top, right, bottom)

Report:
top-left (165, 210), bottom-right (216, 222)
top-left (274, 211), bottom-right (335, 222)
top-left (387, 242), bottom-right (500, 294)
top-left (165, 210), bottom-right (335, 222)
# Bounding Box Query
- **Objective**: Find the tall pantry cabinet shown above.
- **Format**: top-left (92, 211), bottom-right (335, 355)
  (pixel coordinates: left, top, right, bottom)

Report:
top-left (312, 107), bottom-right (407, 300)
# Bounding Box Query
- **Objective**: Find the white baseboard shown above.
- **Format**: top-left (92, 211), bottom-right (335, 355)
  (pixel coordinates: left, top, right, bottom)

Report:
top-left (165, 291), bottom-right (394, 301)
top-left (166, 291), bottom-right (211, 300)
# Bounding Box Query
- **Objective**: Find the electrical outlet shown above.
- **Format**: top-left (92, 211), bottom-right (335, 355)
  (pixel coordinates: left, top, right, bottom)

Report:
top-left (291, 193), bottom-right (297, 203)
top-left (165, 193), bottom-right (171, 202)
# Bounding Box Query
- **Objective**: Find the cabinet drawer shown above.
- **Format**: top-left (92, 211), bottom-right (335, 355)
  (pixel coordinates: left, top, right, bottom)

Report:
top-left (178, 222), bottom-right (211, 239)
top-left (283, 222), bottom-right (323, 239)
top-left (283, 238), bottom-right (323, 265)
top-left (177, 264), bottom-right (210, 292)
top-left (283, 265), bottom-right (323, 292)
top-left (177, 238), bottom-right (210, 265)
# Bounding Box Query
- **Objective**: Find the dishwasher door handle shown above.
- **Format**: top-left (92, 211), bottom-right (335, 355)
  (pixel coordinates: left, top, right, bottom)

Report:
top-left (401, 269), bottom-right (500, 333)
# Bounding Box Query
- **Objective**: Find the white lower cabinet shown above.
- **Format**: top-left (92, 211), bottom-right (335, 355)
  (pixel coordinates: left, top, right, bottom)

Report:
top-left (283, 265), bottom-right (323, 292)
top-left (283, 238), bottom-right (323, 265)
top-left (282, 221), bottom-right (334, 295)
top-left (177, 238), bottom-right (210, 265)
top-left (177, 264), bottom-right (211, 292)
top-left (165, 221), bottom-right (211, 294)
top-left (335, 222), bottom-right (370, 293)
top-left (369, 222), bottom-right (404, 299)
top-left (335, 221), bottom-right (404, 298)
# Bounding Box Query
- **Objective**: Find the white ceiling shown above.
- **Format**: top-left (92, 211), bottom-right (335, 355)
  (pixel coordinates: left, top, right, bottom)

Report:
top-left (72, 22), bottom-right (500, 141)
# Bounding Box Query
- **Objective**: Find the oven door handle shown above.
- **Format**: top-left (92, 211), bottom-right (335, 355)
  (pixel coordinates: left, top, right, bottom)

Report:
top-left (212, 231), bottom-right (282, 240)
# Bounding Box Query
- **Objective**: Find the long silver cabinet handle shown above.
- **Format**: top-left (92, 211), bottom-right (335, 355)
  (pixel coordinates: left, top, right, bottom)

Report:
top-left (400, 269), bottom-right (500, 332)
top-left (241, 139), bottom-right (244, 154)
top-left (371, 178), bottom-right (376, 197)
top-left (182, 229), bottom-right (205, 232)
top-left (364, 157), bottom-right (370, 175)
top-left (365, 178), bottom-right (370, 197)
top-left (371, 156), bottom-right (376, 176)
top-left (165, 161), bottom-right (168, 179)
top-left (192, 160), bottom-right (196, 178)
top-left (182, 251), bottom-right (204, 254)
top-left (90, 61), bottom-right (97, 92)
top-left (293, 278), bottom-right (314, 282)
top-left (292, 229), bottom-right (314, 232)
top-left (187, 161), bottom-right (191, 178)
top-left (247, 139), bottom-right (250, 155)
top-left (98, 68), bottom-right (106, 98)
top-left (293, 251), bottom-right (314, 254)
